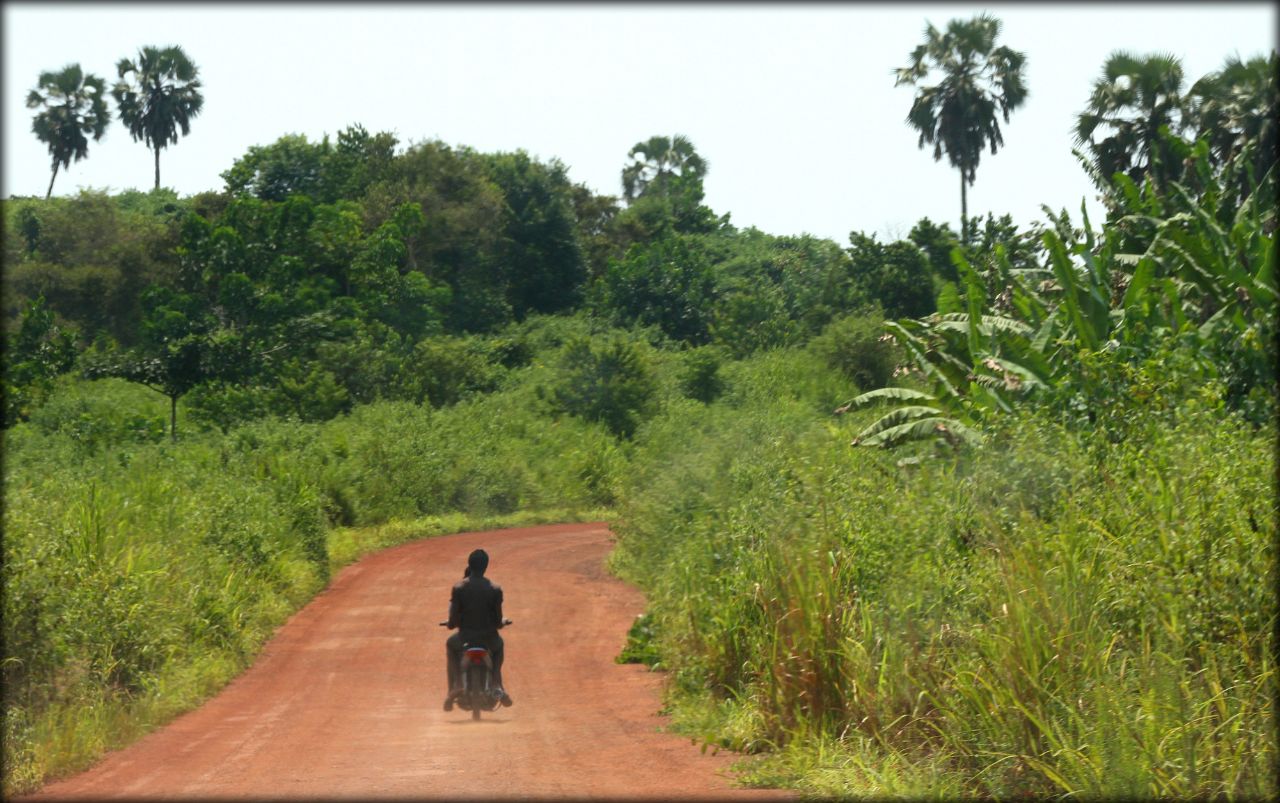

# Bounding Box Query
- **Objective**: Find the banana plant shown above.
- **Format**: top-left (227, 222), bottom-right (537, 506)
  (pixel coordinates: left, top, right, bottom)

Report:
top-left (839, 386), bottom-right (982, 448)
top-left (846, 157), bottom-right (1274, 449)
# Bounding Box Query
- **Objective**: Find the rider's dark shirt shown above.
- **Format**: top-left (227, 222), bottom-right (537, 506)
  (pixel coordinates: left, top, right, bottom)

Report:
top-left (447, 575), bottom-right (504, 634)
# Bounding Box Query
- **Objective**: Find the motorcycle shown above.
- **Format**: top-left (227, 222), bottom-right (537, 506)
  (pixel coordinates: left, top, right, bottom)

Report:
top-left (439, 619), bottom-right (511, 720)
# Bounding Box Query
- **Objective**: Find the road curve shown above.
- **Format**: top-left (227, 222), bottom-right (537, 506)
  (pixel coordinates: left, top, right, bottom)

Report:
top-left (25, 522), bottom-right (791, 800)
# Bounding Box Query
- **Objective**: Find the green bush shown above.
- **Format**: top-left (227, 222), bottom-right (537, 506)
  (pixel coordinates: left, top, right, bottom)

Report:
top-left (403, 335), bottom-right (502, 407)
top-left (540, 333), bottom-right (658, 439)
top-left (807, 310), bottom-right (897, 393)
top-left (676, 346), bottom-right (726, 404)
top-left (25, 376), bottom-right (169, 449)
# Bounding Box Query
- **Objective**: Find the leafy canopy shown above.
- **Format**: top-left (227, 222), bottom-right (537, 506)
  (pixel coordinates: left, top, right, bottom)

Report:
top-left (27, 64), bottom-right (110, 199)
top-left (113, 45), bottom-right (204, 189)
top-left (894, 13), bottom-right (1027, 185)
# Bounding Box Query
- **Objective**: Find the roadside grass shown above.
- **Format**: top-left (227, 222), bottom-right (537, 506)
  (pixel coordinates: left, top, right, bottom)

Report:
top-left (3, 507), bottom-right (617, 796)
top-left (327, 507), bottom-right (616, 575)
top-left (613, 348), bottom-right (1276, 798)
top-left (6, 330), bottom-right (1272, 798)
top-left (2, 372), bottom-right (623, 796)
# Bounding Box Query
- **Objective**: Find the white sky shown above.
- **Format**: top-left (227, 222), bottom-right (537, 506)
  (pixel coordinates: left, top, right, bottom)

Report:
top-left (4, 2), bottom-right (1275, 245)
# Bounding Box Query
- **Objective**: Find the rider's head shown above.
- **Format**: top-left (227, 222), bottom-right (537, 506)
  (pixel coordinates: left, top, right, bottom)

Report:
top-left (467, 549), bottom-right (489, 577)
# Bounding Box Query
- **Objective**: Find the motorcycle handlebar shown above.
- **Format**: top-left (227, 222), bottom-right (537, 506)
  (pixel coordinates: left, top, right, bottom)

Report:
top-left (438, 620), bottom-right (514, 627)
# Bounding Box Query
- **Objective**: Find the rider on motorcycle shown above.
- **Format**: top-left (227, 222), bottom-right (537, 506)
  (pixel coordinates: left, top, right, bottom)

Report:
top-left (443, 549), bottom-right (512, 710)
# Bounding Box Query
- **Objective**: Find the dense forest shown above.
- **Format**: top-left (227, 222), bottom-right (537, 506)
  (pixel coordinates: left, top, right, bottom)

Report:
top-left (3, 25), bottom-right (1275, 798)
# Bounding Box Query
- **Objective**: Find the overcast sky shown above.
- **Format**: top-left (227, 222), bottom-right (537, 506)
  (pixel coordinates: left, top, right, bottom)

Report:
top-left (4, 2), bottom-right (1275, 244)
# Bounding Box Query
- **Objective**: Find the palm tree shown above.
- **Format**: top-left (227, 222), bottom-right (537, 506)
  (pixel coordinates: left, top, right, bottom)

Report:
top-left (26, 64), bottom-right (110, 199)
top-left (621, 134), bottom-right (708, 202)
top-left (113, 45), bottom-right (204, 190)
top-left (1187, 52), bottom-right (1278, 183)
top-left (894, 13), bottom-right (1027, 243)
top-left (1075, 52), bottom-right (1188, 190)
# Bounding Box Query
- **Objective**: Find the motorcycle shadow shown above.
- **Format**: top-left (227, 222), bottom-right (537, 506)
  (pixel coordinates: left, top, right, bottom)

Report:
top-left (445, 718), bottom-right (508, 725)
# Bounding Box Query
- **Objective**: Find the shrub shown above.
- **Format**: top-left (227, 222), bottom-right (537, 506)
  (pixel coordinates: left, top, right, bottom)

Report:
top-left (676, 346), bottom-right (726, 404)
top-left (402, 335), bottom-right (502, 407)
top-left (540, 334), bottom-right (658, 439)
top-left (807, 310), bottom-right (897, 392)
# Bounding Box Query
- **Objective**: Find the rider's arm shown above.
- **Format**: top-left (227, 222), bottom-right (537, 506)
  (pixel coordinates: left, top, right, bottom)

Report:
top-left (446, 584), bottom-right (461, 629)
top-left (493, 586), bottom-right (504, 629)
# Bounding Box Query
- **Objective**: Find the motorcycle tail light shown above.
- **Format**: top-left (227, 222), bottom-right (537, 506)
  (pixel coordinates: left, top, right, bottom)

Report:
top-left (465, 648), bottom-right (488, 664)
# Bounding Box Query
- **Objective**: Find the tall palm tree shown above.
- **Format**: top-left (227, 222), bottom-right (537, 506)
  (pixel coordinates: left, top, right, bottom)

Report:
top-left (1075, 51), bottom-right (1187, 190)
top-left (26, 64), bottom-right (110, 199)
top-left (113, 45), bottom-right (204, 190)
top-left (1187, 52), bottom-right (1278, 183)
top-left (621, 134), bottom-right (708, 202)
top-left (894, 13), bottom-right (1027, 243)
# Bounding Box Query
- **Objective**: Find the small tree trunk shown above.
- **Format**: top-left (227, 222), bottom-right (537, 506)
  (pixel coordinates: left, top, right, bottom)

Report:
top-left (169, 394), bottom-right (177, 441)
top-left (960, 171), bottom-right (969, 245)
top-left (154, 146), bottom-right (161, 190)
top-left (46, 163), bottom-right (59, 200)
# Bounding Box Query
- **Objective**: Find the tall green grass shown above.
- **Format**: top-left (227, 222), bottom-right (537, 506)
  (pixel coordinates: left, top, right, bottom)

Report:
top-left (2, 368), bottom-right (623, 795)
top-left (5, 327), bottom-right (1273, 799)
top-left (612, 347), bottom-right (1275, 797)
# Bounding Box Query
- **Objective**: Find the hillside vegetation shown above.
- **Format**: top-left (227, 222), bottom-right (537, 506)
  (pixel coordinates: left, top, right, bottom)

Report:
top-left (4, 38), bottom-right (1276, 798)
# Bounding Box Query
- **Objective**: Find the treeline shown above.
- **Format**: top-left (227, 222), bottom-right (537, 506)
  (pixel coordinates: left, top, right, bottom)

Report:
top-left (8, 46), bottom-right (1277, 442)
top-left (3, 125), bottom-right (971, 435)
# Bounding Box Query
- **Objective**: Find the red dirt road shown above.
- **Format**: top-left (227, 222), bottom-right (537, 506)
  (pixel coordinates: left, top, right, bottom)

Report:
top-left (25, 523), bottom-right (791, 800)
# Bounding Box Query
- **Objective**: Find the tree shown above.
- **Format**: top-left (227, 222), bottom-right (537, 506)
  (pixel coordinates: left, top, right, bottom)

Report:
top-left (4, 191), bottom-right (184, 346)
top-left (482, 151), bottom-right (587, 319)
top-left (324, 124), bottom-right (399, 201)
top-left (113, 45), bottom-right (204, 190)
top-left (361, 140), bottom-right (511, 332)
top-left (542, 334), bottom-right (657, 439)
top-left (172, 194), bottom-right (450, 420)
top-left (894, 14), bottom-right (1027, 242)
top-left (2, 296), bottom-right (79, 426)
top-left (847, 233), bottom-right (935, 320)
top-left (621, 134), bottom-right (708, 202)
top-left (722, 230), bottom-right (857, 337)
top-left (83, 286), bottom-right (245, 440)
top-left (1075, 51), bottom-right (1188, 190)
top-left (568, 182), bottom-right (623, 280)
top-left (809, 311), bottom-right (896, 393)
top-left (595, 235), bottom-right (716, 344)
top-left (221, 124), bottom-right (399, 203)
top-left (26, 64), bottom-right (110, 199)
top-left (1187, 52), bottom-right (1278, 187)
top-left (676, 346), bottom-right (725, 404)
top-left (908, 216), bottom-right (961, 282)
top-left (221, 133), bottom-right (329, 201)
top-left (617, 135), bottom-right (724, 244)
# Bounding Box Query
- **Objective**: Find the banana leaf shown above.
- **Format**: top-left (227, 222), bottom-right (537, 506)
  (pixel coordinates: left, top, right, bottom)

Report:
top-left (982, 356), bottom-right (1050, 389)
top-left (884, 320), bottom-right (964, 401)
top-left (847, 386), bottom-right (937, 407)
top-left (1044, 230), bottom-right (1101, 350)
top-left (1122, 256), bottom-right (1156, 311)
top-left (933, 315), bottom-right (1033, 337)
top-left (854, 416), bottom-right (982, 449)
